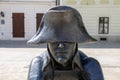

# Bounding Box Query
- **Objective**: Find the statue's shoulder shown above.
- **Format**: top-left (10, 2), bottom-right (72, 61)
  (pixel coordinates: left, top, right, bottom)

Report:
top-left (29, 55), bottom-right (43, 71)
top-left (28, 51), bottom-right (48, 80)
top-left (78, 50), bottom-right (102, 69)
top-left (83, 57), bottom-right (104, 80)
top-left (77, 50), bottom-right (104, 80)
top-left (83, 57), bottom-right (101, 69)
top-left (30, 50), bottom-right (48, 65)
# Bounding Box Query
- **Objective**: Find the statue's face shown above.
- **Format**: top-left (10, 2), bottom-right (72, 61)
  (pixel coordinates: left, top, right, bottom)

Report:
top-left (48, 42), bottom-right (76, 66)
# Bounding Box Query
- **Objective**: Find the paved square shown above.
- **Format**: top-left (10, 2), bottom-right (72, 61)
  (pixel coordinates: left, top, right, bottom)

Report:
top-left (0, 41), bottom-right (120, 80)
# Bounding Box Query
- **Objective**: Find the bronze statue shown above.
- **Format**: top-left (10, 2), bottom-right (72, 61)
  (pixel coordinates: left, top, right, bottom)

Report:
top-left (27, 6), bottom-right (104, 80)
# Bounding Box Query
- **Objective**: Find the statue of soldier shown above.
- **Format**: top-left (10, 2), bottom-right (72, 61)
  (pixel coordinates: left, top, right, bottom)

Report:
top-left (27, 6), bottom-right (104, 80)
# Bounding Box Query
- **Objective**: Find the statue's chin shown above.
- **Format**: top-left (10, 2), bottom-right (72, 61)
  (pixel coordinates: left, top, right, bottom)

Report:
top-left (57, 56), bottom-right (68, 66)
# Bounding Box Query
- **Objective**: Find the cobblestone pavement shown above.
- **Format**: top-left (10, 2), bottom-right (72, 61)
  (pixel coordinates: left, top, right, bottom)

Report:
top-left (0, 40), bottom-right (120, 80)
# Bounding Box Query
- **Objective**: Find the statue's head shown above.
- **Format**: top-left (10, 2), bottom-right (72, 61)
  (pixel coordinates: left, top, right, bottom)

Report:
top-left (27, 6), bottom-right (96, 66)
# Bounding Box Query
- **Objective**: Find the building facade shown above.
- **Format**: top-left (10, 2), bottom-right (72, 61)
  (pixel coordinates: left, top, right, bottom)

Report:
top-left (61, 0), bottom-right (120, 41)
top-left (0, 0), bottom-right (120, 41)
top-left (0, 0), bottom-right (56, 40)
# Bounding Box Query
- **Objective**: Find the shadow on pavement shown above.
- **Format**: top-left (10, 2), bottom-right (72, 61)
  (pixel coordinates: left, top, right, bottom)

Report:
top-left (0, 40), bottom-right (120, 48)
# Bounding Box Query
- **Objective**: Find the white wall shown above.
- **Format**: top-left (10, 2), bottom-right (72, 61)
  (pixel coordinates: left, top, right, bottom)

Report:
top-left (78, 7), bottom-right (120, 41)
top-left (0, 2), bottom-right (55, 40)
top-left (60, 0), bottom-right (120, 41)
top-left (1, 0), bottom-right (120, 41)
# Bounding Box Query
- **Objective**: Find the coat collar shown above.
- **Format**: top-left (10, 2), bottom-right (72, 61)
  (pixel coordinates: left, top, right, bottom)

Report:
top-left (42, 50), bottom-right (84, 71)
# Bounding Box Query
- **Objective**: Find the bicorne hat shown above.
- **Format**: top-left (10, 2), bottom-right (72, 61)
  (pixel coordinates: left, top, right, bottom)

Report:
top-left (27, 6), bottom-right (96, 44)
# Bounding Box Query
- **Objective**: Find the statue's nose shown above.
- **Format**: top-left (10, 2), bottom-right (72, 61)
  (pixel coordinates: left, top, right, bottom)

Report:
top-left (58, 43), bottom-right (65, 48)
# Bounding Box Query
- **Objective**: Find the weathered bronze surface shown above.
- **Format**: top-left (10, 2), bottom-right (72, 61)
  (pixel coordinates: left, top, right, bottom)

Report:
top-left (27, 6), bottom-right (104, 80)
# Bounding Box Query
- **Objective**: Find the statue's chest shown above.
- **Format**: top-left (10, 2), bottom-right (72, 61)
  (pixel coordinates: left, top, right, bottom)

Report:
top-left (43, 70), bottom-right (79, 80)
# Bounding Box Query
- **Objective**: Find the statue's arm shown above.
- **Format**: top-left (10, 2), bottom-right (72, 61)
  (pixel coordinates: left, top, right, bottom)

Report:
top-left (27, 56), bottom-right (43, 80)
top-left (83, 57), bottom-right (104, 80)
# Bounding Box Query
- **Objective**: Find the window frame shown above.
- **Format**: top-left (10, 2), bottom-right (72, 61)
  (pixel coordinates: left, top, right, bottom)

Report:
top-left (98, 17), bottom-right (109, 34)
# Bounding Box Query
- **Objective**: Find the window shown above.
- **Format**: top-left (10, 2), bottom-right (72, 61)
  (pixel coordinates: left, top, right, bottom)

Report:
top-left (99, 17), bottom-right (109, 34)
top-left (100, 0), bottom-right (109, 4)
top-left (80, 0), bottom-right (95, 5)
top-left (64, 0), bottom-right (77, 5)
top-left (114, 0), bottom-right (120, 5)
top-left (56, 0), bottom-right (60, 5)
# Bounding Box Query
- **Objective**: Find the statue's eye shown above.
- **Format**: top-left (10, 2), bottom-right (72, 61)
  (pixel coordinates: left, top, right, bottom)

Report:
top-left (50, 42), bottom-right (59, 46)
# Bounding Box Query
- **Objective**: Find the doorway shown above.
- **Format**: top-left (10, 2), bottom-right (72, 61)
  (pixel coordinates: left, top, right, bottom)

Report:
top-left (12, 13), bottom-right (24, 37)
